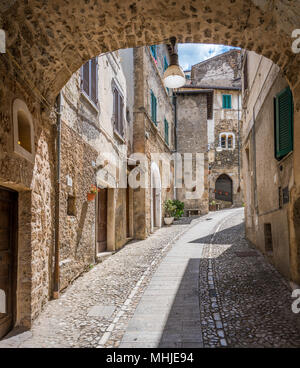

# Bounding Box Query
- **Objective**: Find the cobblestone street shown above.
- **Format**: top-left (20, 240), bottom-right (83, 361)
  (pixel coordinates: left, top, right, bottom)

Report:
top-left (1, 208), bottom-right (299, 348)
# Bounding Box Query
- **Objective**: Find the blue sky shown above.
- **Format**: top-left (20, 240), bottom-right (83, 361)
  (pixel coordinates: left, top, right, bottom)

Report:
top-left (178, 44), bottom-right (239, 71)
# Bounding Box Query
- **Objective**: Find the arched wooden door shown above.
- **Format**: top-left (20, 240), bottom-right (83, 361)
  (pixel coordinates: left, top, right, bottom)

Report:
top-left (215, 174), bottom-right (233, 202)
top-left (0, 188), bottom-right (17, 339)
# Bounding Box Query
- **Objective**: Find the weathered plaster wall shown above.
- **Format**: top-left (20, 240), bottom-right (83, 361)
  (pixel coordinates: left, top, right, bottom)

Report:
top-left (132, 46), bottom-right (175, 238)
top-left (192, 50), bottom-right (242, 88)
top-left (59, 50), bottom-right (132, 285)
top-left (242, 50), bottom-right (293, 280)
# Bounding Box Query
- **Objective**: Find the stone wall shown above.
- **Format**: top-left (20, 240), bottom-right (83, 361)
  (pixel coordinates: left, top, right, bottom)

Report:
top-left (59, 122), bottom-right (98, 290)
top-left (176, 92), bottom-right (209, 214)
top-left (208, 89), bottom-right (243, 208)
top-left (0, 69), bottom-right (56, 328)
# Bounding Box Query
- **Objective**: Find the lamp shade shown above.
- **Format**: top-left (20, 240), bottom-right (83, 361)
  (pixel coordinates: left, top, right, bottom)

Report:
top-left (163, 52), bottom-right (186, 89)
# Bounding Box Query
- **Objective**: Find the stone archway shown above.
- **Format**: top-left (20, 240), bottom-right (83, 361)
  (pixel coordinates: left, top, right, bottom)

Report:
top-left (1, 0), bottom-right (300, 103)
top-left (151, 162), bottom-right (162, 231)
top-left (0, 0), bottom-right (300, 324)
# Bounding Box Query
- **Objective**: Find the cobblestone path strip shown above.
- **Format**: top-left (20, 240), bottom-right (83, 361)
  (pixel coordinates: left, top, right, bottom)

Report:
top-left (198, 208), bottom-right (300, 348)
top-left (0, 218), bottom-right (202, 348)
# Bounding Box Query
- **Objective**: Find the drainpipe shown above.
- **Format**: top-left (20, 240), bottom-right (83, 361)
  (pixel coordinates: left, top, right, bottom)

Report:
top-left (173, 92), bottom-right (178, 200)
top-left (237, 93), bottom-right (241, 191)
top-left (53, 92), bottom-right (62, 299)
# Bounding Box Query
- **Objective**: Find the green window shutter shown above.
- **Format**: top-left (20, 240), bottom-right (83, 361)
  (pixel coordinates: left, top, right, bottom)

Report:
top-left (150, 45), bottom-right (157, 61)
top-left (275, 87), bottom-right (293, 159)
top-left (163, 56), bottom-right (168, 72)
top-left (222, 94), bottom-right (232, 109)
top-left (151, 90), bottom-right (157, 125)
top-left (164, 118), bottom-right (169, 144)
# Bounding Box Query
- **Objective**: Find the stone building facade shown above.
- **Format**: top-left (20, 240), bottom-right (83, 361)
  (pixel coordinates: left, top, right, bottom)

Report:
top-left (58, 50), bottom-right (133, 290)
top-left (1, 0), bottom-right (300, 339)
top-left (241, 50), bottom-right (295, 282)
top-left (120, 45), bottom-right (175, 239)
top-left (175, 50), bottom-right (243, 214)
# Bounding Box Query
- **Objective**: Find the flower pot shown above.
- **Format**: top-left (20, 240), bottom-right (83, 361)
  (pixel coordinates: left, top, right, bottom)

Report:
top-left (164, 217), bottom-right (174, 225)
top-left (87, 192), bottom-right (96, 201)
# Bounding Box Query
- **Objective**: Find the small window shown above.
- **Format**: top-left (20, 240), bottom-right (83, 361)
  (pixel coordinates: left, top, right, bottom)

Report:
top-left (150, 90), bottom-right (157, 125)
top-left (221, 135), bottom-right (226, 148)
top-left (67, 195), bottom-right (76, 216)
top-left (219, 132), bottom-right (235, 150)
top-left (13, 99), bottom-right (35, 162)
top-left (222, 94), bottom-right (232, 109)
top-left (150, 45), bottom-right (157, 61)
top-left (113, 87), bottom-right (124, 137)
top-left (264, 223), bottom-right (273, 253)
top-left (274, 87), bottom-right (293, 160)
top-left (81, 57), bottom-right (98, 106)
top-left (228, 135), bottom-right (233, 149)
top-left (18, 110), bottom-right (32, 153)
top-left (164, 118), bottom-right (169, 145)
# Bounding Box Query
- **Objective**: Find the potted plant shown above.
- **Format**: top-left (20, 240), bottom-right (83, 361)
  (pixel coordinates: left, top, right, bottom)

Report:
top-left (87, 185), bottom-right (99, 201)
top-left (209, 200), bottom-right (216, 211)
top-left (172, 199), bottom-right (185, 220)
top-left (163, 199), bottom-right (176, 225)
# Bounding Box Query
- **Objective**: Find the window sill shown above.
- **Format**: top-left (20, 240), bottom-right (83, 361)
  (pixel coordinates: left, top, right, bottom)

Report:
top-left (113, 129), bottom-right (126, 143)
top-left (80, 91), bottom-right (99, 113)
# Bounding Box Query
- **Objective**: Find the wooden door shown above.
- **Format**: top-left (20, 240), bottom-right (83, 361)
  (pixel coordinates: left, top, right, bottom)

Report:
top-left (153, 188), bottom-right (156, 227)
top-left (0, 188), bottom-right (17, 340)
top-left (215, 174), bottom-right (232, 202)
top-left (97, 189), bottom-right (107, 253)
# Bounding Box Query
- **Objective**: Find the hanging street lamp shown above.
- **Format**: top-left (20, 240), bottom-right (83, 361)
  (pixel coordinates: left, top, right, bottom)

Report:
top-left (163, 37), bottom-right (186, 89)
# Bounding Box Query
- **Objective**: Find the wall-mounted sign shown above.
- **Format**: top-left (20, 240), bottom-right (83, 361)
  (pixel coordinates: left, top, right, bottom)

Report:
top-left (67, 175), bottom-right (73, 187)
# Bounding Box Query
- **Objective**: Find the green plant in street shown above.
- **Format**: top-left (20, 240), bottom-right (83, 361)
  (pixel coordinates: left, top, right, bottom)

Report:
top-left (164, 199), bottom-right (177, 218)
top-left (172, 199), bottom-right (185, 219)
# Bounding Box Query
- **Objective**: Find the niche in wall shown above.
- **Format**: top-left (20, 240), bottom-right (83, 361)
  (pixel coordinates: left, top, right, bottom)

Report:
top-left (13, 99), bottom-right (35, 162)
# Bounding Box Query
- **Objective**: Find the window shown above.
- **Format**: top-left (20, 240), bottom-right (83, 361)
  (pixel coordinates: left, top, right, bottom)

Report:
top-left (18, 111), bottom-right (32, 153)
top-left (150, 45), bottom-right (157, 61)
top-left (228, 134), bottom-right (233, 149)
top-left (13, 98), bottom-right (35, 162)
top-left (164, 118), bottom-right (169, 145)
top-left (113, 86), bottom-right (124, 137)
top-left (67, 195), bottom-right (76, 216)
top-left (274, 87), bottom-right (293, 160)
top-left (222, 94), bottom-right (232, 109)
top-left (163, 56), bottom-right (168, 72)
top-left (219, 133), bottom-right (235, 150)
top-left (150, 90), bottom-right (157, 125)
top-left (81, 57), bottom-right (98, 106)
top-left (264, 223), bottom-right (273, 253)
top-left (221, 135), bottom-right (226, 148)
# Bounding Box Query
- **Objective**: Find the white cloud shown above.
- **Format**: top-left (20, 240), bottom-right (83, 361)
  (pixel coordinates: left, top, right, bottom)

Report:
top-left (178, 44), bottom-right (239, 71)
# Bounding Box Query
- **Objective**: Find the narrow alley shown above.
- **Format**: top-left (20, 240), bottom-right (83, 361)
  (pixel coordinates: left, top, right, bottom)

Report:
top-left (1, 208), bottom-right (299, 348)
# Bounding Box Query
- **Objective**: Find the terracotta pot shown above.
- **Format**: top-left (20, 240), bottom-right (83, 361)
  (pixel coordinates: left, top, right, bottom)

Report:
top-left (87, 192), bottom-right (96, 201)
top-left (164, 217), bottom-right (174, 225)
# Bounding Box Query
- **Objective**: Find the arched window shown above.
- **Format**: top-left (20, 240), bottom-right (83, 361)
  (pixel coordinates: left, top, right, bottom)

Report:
top-left (13, 99), bottom-right (35, 162)
top-left (218, 132), bottom-right (235, 150)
